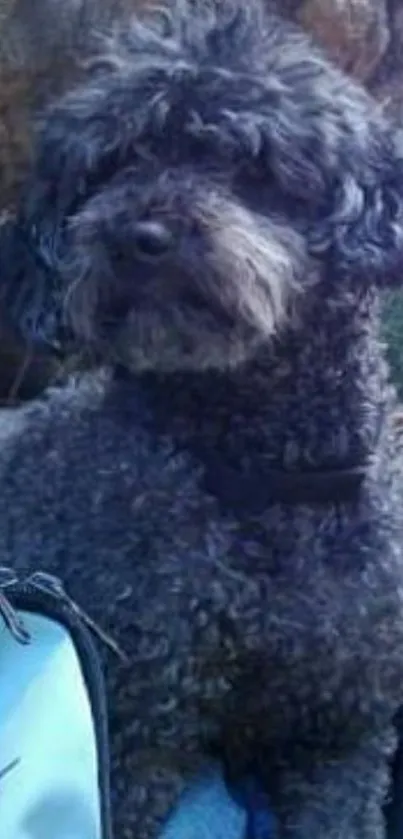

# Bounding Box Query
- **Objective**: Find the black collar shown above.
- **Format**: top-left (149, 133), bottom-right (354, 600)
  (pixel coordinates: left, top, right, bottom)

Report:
top-left (202, 458), bottom-right (369, 511)
top-left (200, 413), bottom-right (383, 511)
top-left (114, 364), bottom-right (380, 511)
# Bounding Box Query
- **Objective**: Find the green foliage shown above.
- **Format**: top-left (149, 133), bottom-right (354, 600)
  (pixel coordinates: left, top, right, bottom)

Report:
top-left (382, 292), bottom-right (403, 398)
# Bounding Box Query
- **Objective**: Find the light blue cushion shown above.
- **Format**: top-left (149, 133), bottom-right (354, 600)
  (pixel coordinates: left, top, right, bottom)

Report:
top-left (0, 611), bottom-right (101, 839)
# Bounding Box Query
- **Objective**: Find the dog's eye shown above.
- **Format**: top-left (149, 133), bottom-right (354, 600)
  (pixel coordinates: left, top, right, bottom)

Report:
top-left (133, 221), bottom-right (173, 262)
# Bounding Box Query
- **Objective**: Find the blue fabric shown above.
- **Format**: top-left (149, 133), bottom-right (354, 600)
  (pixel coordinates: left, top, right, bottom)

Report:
top-left (161, 766), bottom-right (277, 839)
top-left (232, 776), bottom-right (277, 839)
top-left (160, 766), bottom-right (246, 839)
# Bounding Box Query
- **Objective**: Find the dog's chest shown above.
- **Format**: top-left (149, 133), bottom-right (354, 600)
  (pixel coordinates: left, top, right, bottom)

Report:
top-left (8, 400), bottom-right (403, 730)
top-left (79, 430), bottom-right (403, 715)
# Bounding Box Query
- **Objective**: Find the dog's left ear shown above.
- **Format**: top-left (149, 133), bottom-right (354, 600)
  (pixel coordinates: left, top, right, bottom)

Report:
top-left (251, 14), bottom-right (403, 290)
top-left (313, 123), bottom-right (403, 289)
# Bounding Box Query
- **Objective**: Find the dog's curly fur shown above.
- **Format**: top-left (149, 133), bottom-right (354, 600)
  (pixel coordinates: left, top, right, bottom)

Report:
top-left (2, 1), bottom-right (403, 836)
top-left (0, 0), bottom-right (152, 404)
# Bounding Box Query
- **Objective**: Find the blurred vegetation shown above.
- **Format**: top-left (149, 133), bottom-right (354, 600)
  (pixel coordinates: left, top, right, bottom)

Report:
top-left (382, 293), bottom-right (403, 399)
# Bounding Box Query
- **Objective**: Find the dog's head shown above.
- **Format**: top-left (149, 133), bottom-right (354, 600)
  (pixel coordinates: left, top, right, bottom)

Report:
top-left (7, 0), bottom-right (403, 372)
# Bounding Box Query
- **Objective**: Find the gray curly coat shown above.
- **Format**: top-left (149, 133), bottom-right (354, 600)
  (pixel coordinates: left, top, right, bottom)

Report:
top-left (1, 1), bottom-right (403, 836)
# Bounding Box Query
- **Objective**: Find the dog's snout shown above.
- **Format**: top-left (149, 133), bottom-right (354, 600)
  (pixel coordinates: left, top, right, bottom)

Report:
top-left (133, 221), bottom-right (173, 262)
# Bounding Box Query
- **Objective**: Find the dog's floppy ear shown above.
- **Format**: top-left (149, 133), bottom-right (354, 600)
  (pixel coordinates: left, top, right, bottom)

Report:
top-left (246, 15), bottom-right (403, 289)
top-left (315, 123), bottom-right (403, 289)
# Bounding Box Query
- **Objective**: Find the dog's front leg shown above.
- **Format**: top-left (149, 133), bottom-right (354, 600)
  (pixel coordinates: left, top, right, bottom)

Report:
top-left (111, 743), bottom-right (208, 839)
top-left (267, 728), bottom-right (395, 839)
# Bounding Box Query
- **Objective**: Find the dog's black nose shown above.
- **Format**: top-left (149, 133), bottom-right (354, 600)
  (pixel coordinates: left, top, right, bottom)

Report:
top-left (133, 221), bottom-right (173, 261)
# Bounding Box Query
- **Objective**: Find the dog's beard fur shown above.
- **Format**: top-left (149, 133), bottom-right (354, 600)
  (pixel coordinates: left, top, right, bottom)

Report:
top-left (62, 189), bottom-right (308, 373)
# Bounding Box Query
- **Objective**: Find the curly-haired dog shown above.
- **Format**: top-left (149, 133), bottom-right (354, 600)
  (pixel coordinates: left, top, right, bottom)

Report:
top-left (2, 1), bottom-right (403, 836)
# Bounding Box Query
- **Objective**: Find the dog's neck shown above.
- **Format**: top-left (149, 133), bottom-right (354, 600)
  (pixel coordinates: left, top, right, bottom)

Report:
top-left (113, 288), bottom-right (391, 508)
